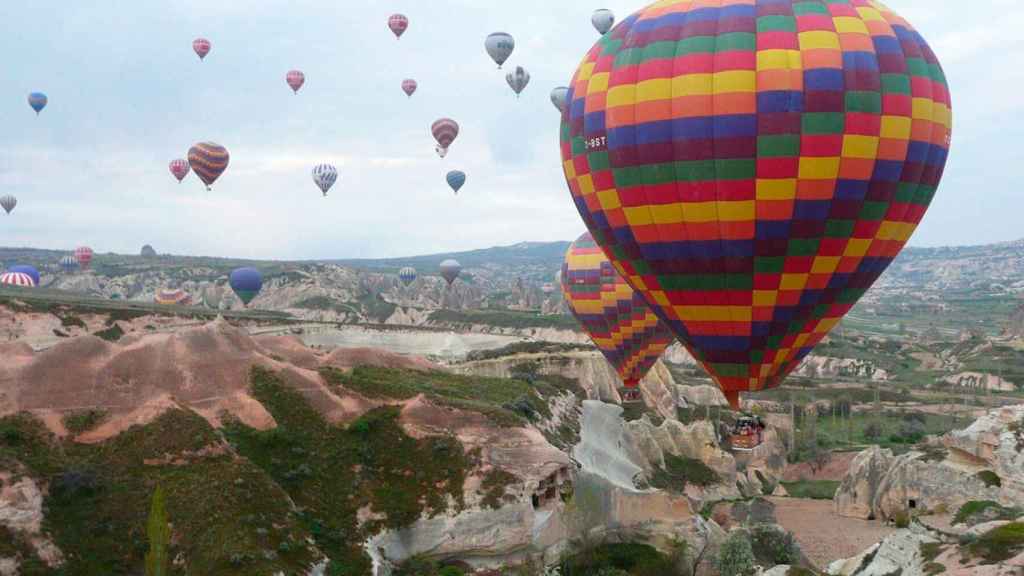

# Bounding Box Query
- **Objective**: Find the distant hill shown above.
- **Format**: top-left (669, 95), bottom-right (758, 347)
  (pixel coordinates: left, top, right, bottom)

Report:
top-left (328, 241), bottom-right (571, 272)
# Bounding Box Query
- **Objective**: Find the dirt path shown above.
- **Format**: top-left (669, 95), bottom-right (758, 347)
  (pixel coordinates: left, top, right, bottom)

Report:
top-left (769, 497), bottom-right (894, 569)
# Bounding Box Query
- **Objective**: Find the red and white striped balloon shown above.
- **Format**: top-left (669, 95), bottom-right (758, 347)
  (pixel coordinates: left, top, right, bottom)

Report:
top-left (388, 14), bottom-right (408, 39)
top-left (75, 246), bottom-right (94, 269)
top-left (286, 70), bottom-right (305, 94)
top-left (401, 79), bottom-right (418, 97)
top-left (0, 272), bottom-right (35, 287)
top-left (193, 38), bottom-right (211, 61)
top-left (169, 159), bottom-right (190, 183)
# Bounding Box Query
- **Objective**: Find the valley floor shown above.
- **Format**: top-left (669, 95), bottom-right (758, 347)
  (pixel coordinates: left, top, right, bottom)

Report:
top-left (769, 497), bottom-right (894, 569)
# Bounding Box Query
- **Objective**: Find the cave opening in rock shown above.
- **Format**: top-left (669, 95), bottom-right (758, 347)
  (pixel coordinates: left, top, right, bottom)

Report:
top-left (531, 494), bottom-right (539, 509)
top-left (908, 499), bottom-right (917, 509)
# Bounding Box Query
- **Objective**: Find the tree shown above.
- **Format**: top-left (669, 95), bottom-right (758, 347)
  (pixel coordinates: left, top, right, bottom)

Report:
top-left (864, 421), bottom-right (883, 443)
top-left (146, 486), bottom-right (171, 576)
top-left (716, 531), bottom-right (755, 576)
top-left (806, 441), bottom-right (833, 475)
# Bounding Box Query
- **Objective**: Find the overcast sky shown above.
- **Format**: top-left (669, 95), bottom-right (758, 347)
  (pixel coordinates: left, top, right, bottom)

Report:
top-left (0, 1), bottom-right (1016, 259)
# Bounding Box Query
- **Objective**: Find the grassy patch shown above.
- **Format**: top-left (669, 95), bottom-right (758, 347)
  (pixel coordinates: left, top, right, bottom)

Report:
top-left (649, 453), bottom-right (720, 494)
top-left (225, 366), bottom-right (482, 573)
top-left (779, 480), bottom-right (840, 500)
top-left (479, 469), bottom-right (518, 510)
top-left (975, 470), bottom-right (1002, 488)
top-left (953, 500), bottom-right (1022, 526)
top-left (93, 323), bottom-right (125, 342)
top-left (62, 410), bottom-right (108, 435)
top-left (965, 522), bottom-right (1024, 563)
top-left (559, 542), bottom-right (681, 576)
top-left (920, 541), bottom-right (944, 563)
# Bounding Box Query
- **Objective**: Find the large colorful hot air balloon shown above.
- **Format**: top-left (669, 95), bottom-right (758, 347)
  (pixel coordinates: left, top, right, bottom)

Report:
top-left (169, 159), bottom-right (190, 183)
top-left (550, 87), bottom-right (569, 113)
top-left (446, 170), bottom-right (466, 195)
top-left (485, 32), bottom-right (515, 69)
top-left (188, 142), bottom-right (230, 190)
top-left (591, 9), bottom-right (615, 35)
top-left (388, 14), bottom-right (409, 39)
top-left (0, 272), bottom-right (35, 288)
top-left (312, 164), bottom-right (338, 197)
top-left (28, 93), bottom-right (47, 115)
top-left (59, 255), bottom-right (78, 273)
top-left (402, 79), bottom-right (418, 97)
top-left (8, 266), bottom-right (40, 287)
top-left (286, 70), bottom-right (305, 94)
top-left (193, 38), bottom-right (211, 61)
top-left (439, 260), bottom-right (461, 286)
top-left (506, 66), bottom-right (530, 98)
top-left (74, 247), bottom-right (94, 269)
top-left (561, 1), bottom-right (953, 409)
top-left (561, 233), bottom-right (674, 402)
top-left (399, 266), bottom-right (417, 286)
top-left (0, 195), bottom-right (16, 215)
top-left (230, 267), bottom-right (263, 306)
top-left (432, 118), bottom-right (459, 158)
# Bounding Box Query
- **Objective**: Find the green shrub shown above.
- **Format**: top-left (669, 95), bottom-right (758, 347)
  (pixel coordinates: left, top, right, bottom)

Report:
top-left (63, 410), bottom-right (108, 435)
top-left (975, 470), bottom-right (1002, 488)
top-left (923, 562), bottom-right (946, 575)
top-left (93, 323), bottom-right (125, 342)
top-left (750, 525), bottom-right (800, 566)
top-left (649, 454), bottom-right (720, 493)
top-left (893, 510), bottom-right (911, 528)
top-left (953, 500), bottom-right (1022, 526)
top-left (560, 542), bottom-right (678, 576)
top-left (716, 532), bottom-right (756, 576)
top-left (966, 522), bottom-right (1024, 563)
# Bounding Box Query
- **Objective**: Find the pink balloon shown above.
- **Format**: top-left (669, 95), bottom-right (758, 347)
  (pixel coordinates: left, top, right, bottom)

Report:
top-left (402, 79), bottom-right (418, 97)
top-left (286, 70), bottom-right (305, 94)
top-left (193, 38), bottom-right (211, 60)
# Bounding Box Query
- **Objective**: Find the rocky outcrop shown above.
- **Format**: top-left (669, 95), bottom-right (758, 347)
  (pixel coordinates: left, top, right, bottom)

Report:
top-left (676, 384), bottom-right (729, 408)
top-left (943, 371), bottom-right (1016, 392)
top-left (792, 356), bottom-right (889, 381)
top-left (826, 525), bottom-right (940, 576)
top-left (0, 474), bottom-right (63, 569)
top-left (835, 406), bottom-right (1024, 521)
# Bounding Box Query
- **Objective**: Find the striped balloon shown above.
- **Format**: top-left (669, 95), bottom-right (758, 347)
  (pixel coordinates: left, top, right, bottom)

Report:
top-left (505, 66), bottom-right (531, 98)
top-left (389, 14), bottom-right (409, 39)
top-left (188, 142), bottom-right (230, 190)
top-left (75, 247), bottom-right (93, 269)
top-left (0, 195), bottom-right (16, 215)
top-left (560, 0), bottom-right (952, 408)
top-left (8, 266), bottom-right (40, 286)
top-left (286, 70), bottom-right (305, 94)
top-left (59, 255), bottom-right (78, 273)
top-left (402, 79), bottom-right (418, 97)
top-left (561, 232), bottom-right (674, 398)
top-left (193, 38), bottom-right (211, 61)
top-left (399, 266), bottom-right (417, 286)
top-left (446, 170), bottom-right (466, 195)
top-left (432, 118), bottom-right (459, 158)
top-left (0, 272), bottom-right (35, 288)
top-left (169, 159), bottom-right (190, 183)
top-left (439, 259), bottom-right (461, 286)
top-left (312, 164), bottom-right (338, 196)
top-left (27, 93), bottom-right (47, 115)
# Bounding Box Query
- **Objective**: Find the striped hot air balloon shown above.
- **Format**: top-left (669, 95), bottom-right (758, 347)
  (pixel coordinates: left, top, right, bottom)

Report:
top-left (59, 255), bottom-right (78, 273)
top-left (561, 0), bottom-right (952, 408)
top-left (439, 259), bottom-right (461, 287)
top-left (399, 266), bottom-right (417, 286)
top-left (75, 247), bottom-right (94, 269)
top-left (402, 79), bottom-right (418, 97)
top-left (312, 164), bottom-right (338, 197)
top-left (193, 38), bottom-right (211, 61)
top-left (446, 171), bottom-right (466, 195)
top-left (432, 118), bottom-right (459, 158)
top-left (388, 14), bottom-right (409, 39)
top-left (286, 70), bottom-right (305, 94)
top-left (561, 232), bottom-right (674, 402)
top-left (0, 272), bottom-right (35, 288)
top-left (169, 159), bottom-right (190, 183)
top-left (188, 142), bottom-right (230, 190)
top-left (0, 195), bottom-right (16, 215)
top-left (8, 266), bottom-right (40, 286)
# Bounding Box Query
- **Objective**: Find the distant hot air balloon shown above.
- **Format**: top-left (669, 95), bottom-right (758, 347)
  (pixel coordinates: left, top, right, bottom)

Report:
top-left (8, 265), bottom-right (40, 287)
top-left (505, 66), bottom-right (530, 98)
top-left (591, 9), bottom-right (615, 35)
top-left (27, 93), bottom-right (47, 115)
top-left (188, 142), bottom-right (229, 190)
top-left (193, 38), bottom-right (211, 61)
top-left (446, 170), bottom-right (466, 195)
top-left (0, 195), bottom-right (16, 215)
top-left (399, 266), bottom-right (417, 286)
top-left (402, 79), bottom-right (418, 97)
top-left (155, 289), bottom-right (192, 306)
top-left (312, 164), bottom-right (338, 197)
top-left (550, 87), bottom-right (569, 113)
top-left (59, 255), bottom-right (78, 273)
top-left (74, 247), bottom-right (94, 269)
top-left (562, 232), bottom-right (674, 402)
top-left (388, 14), bottom-right (409, 39)
top-left (141, 245), bottom-right (157, 258)
top-left (230, 267), bottom-right (263, 306)
top-left (431, 118), bottom-right (459, 158)
top-left (169, 159), bottom-right (190, 183)
top-left (0, 272), bottom-right (35, 288)
top-left (485, 32), bottom-right (514, 69)
top-left (286, 70), bottom-right (305, 94)
top-left (439, 259), bottom-right (461, 287)
top-left (562, 1), bottom-right (953, 409)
